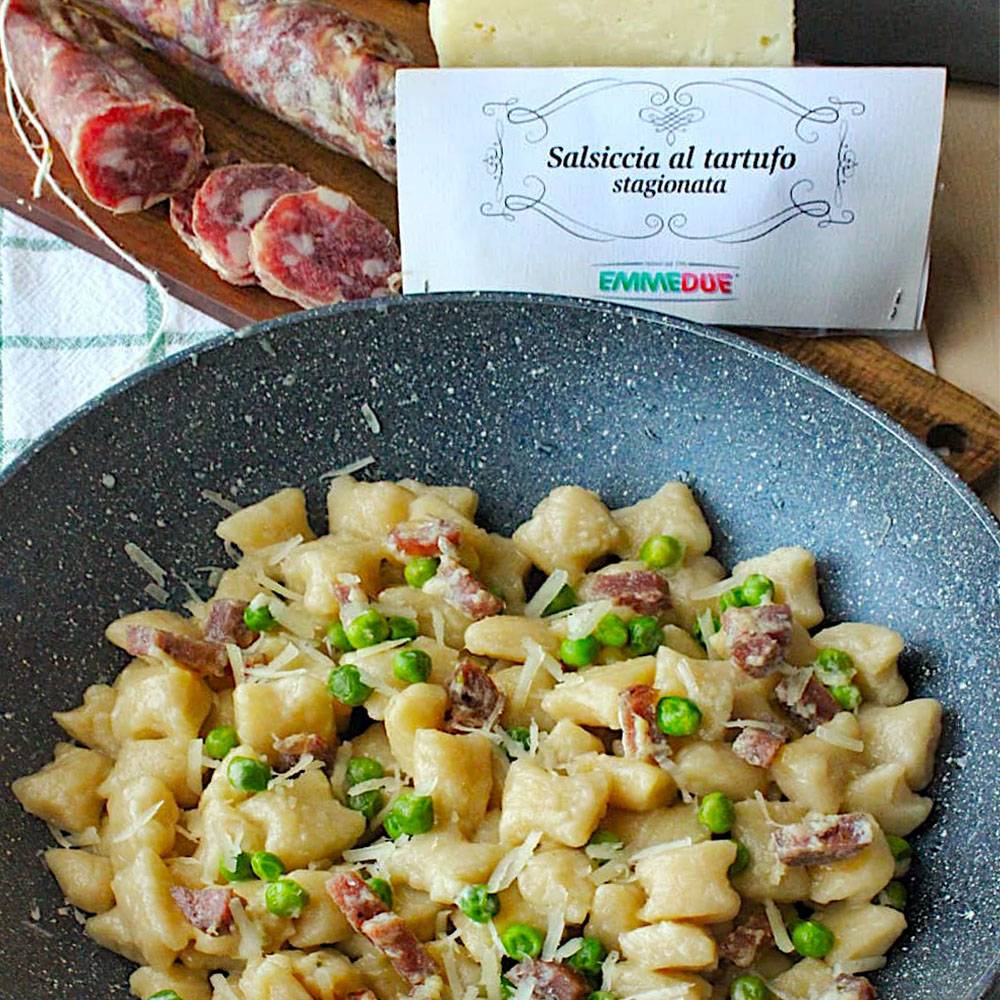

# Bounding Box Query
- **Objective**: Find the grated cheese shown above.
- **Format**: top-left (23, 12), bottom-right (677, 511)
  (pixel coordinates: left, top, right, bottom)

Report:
top-left (780, 666), bottom-right (813, 706)
top-left (540, 887), bottom-right (567, 959)
top-left (512, 644), bottom-right (544, 711)
top-left (209, 974), bottom-right (242, 1000)
top-left (487, 829), bottom-right (542, 892)
top-left (111, 798), bottom-right (164, 843)
top-left (430, 608), bottom-right (445, 645)
top-left (764, 899), bottom-right (795, 953)
top-left (816, 726), bottom-right (865, 752)
top-left (688, 575), bottom-right (740, 601)
top-left (554, 937), bottom-right (584, 960)
top-left (226, 643), bottom-right (246, 685)
top-left (480, 934), bottom-right (501, 1000)
top-left (511, 977), bottom-right (535, 1000)
top-left (675, 658), bottom-right (702, 703)
top-left (268, 753), bottom-right (320, 790)
top-left (524, 570), bottom-right (569, 618)
top-left (229, 896), bottom-right (263, 961)
top-left (600, 950), bottom-right (620, 991)
top-left (441, 938), bottom-right (463, 998)
top-left (565, 599), bottom-right (614, 639)
top-left (628, 837), bottom-right (694, 862)
top-left (320, 456), bottom-right (377, 480)
top-left (345, 637), bottom-right (411, 661)
top-left (201, 489), bottom-right (241, 514)
top-left (754, 790), bottom-right (780, 828)
top-left (835, 956), bottom-right (887, 974)
top-left (585, 840), bottom-right (625, 862)
top-left (186, 738), bottom-right (204, 797)
top-left (330, 739), bottom-right (352, 799)
top-left (659, 758), bottom-right (694, 803)
top-left (724, 719), bottom-right (788, 734)
top-left (349, 775), bottom-right (404, 796)
top-left (695, 607), bottom-right (721, 659)
top-left (589, 857), bottom-right (628, 886)
top-left (256, 573), bottom-right (305, 602)
top-left (257, 533), bottom-right (304, 567)
top-left (124, 542), bottom-right (167, 587)
top-left (47, 825), bottom-right (99, 849)
top-left (267, 597), bottom-right (316, 638)
top-left (361, 402), bottom-right (381, 434)
top-left (143, 582), bottom-right (169, 603)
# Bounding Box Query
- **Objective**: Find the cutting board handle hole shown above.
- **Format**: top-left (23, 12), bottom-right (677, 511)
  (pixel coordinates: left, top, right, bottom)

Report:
top-left (926, 423), bottom-right (968, 456)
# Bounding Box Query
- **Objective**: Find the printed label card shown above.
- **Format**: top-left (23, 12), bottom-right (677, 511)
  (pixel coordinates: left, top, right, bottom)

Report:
top-left (396, 67), bottom-right (945, 330)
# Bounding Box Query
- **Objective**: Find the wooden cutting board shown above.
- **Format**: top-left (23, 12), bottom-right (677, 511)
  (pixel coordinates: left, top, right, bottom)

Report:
top-left (1, 0), bottom-right (997, 488)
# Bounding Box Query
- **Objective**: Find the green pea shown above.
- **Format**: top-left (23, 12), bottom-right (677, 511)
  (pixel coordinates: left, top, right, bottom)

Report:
top-left (639, 534), bottom-right (684, 570)
top-left (791, 919), bottom-right (835, 958)
top-left (326, 621), bottom-right (354, 652)
top-left (729, 839), bottom-right (751, 877)
top-left (149, 992), bottom-right (184, 1000)
top-left (506, 727), bottom-right (531, 754)
top-left (388, 615), bottom-right (420, 640)
top-left (264, 878), bottom-right (309, 918)
top-left (366, 877), bottom-right (393, 907)
top-left (227, 756), bottom-right (271, 794)
top-left (879, 880), bottom-right (907, 910)
top-left (740, 574), bottom-right (775, 605)
top-left (345, 608), bottom-right (390, 649)
top-left (566, 937), bottom-right (607, 979)
top-left (719, 588), bottom-right (746, 613)
top-left (346, 756), bottom-right (385, 787)
top-left (656, 695), bottom-right (702, 736)
top-left (593, 613), bottom-right (629, 648)
top-left (204, 725), bottom-right (239, 760)
top-left (589, 993), bottom-right (617, 1000)
top-left (499, 922), bottom-right (544, 960)
top-left (588, 829), bottom-right (623, 848)
top-left (250, 851), bottom-right (286, 882)
top-left (697, 792), bottom-right (735, 835)
top-left (404, 556), bottom-right (439, 589)
top-left (327, 664), bottom-right (373, 706)
top-left (830, 683), bottom-right (862, 711)
top-left (886, 835), bottom-right (911, 863)
top-left (218, 850), bottom-right (253, 883)
top-left (628, 615), bottom-right (663, 655)
top-left (730, 974), bottom-right (771, 1000)
top-left (458, 884), bottom-right (501, 923)
top-left (500, 976), bottom-right (514, 1000)
top-left (560, 635), bottom-right (600, 667)
top-left (347, 789), bottom-right (384, 822)
top-left (542, 583), bottom-right (578, 616)
top-left (814, 647), bottom-right (856, 686)
top-left (384, 793), bottom-right (434, 838)
top-left (393, 648), bottom-right (432, 684)
top-left (243, 602), bottom-right (277, 632)
top-left (692, 611), bottom-right (720, 649)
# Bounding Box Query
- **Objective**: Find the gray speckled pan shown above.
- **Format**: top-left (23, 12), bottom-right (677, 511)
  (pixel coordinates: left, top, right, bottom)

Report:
top-left (0, 293), bottom-right (996, 1000)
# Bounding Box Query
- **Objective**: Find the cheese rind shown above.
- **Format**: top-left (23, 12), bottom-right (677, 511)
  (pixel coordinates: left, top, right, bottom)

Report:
top-left (429, 0), bottom-right (795, 69)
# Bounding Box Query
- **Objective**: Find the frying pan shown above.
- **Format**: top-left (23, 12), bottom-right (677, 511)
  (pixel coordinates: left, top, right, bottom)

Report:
top-left (0, 293), bottom-right (996, 999)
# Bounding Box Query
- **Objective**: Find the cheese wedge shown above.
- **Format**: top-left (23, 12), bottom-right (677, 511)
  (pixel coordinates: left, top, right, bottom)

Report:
top-left (429, 0), bottom-right (795, 68)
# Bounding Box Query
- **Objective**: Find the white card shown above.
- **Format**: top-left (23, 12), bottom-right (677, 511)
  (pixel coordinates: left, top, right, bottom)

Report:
top-left (397, 67), bottom-right (946, 330)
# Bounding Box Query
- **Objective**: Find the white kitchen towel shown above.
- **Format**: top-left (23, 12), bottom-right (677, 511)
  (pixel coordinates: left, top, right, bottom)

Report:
top-left (0, 207), bottom-right (935, 474)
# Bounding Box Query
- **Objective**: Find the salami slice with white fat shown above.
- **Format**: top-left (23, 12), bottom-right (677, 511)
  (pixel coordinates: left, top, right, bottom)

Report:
top-left (190, 162), bottom-right (313, 284)
top-left (169, 150), bottom-right (243, 254)
top-left (249, 187), bottom-right (401, 307)
top-left (2, 0), bottom-right (204, 212)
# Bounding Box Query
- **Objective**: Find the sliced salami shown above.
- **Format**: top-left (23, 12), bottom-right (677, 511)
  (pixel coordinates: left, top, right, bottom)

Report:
top-left (94, 0), bottom-right (413, 181)
top-left (249, 187), bottom-right (401, 306)
top-left (190, 162), bottom-right (314, 284)
top-left (3, 0), bottom-right (203, 212)
top-left (169, 150), bottom-right (242, 253)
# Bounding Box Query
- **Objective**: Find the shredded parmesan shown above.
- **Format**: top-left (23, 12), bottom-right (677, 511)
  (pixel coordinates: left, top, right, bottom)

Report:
top-left (524, 570), bottom-right (569, 618)
top-left (330, 740), bottom-right (352, 799)
top-left (349, 775), bottom-right (403, 796)
top-left (554, 937), bottom-right (584, 960)
top-left (588, 857), bottom-right (628, 885)
top-left (124, 542), bottom-right (167, 587)
top-left (47, 825), bottom-right (99, 848)
top-left (688, 575), bottom-right (740, 601)
top-left (186, 738), bottom-right (204, 797)
top-left (111, 799), bottom-right (164, 843)
top-left (628, 837), bottom-right (694, 862)
top-left (659, 758), bottom-right (694, 803)
top-left (754, 790), bottom-right (780, 828)
top-left (256, 574), bottom-right (305, 602)
top-left (540, 888), bottom-right (567, 959)
top-left (816, 726), bottom-right (865, 752)
top-left (585, 840), bottom-right (625, 862)
top-left (764, 899), bottom-right (795, 953)
top-left (320, 456), bottom-right (376, 480)
top-left (487, 829), bottom-right (542, 892)
top-left (440, 938), bottom-right (463, 998)
top-left (268, 753), bottom-right (320, 790)
top-left (257, 534), bottom-right (304, 567)
top-left (267, 597), bottom-right (315, 638)
top-left (780, 666), bottom-right (813, 705)
top-left (226, 643), bottom-right (247, 685)
top-left (600, 950), bottom-right (620, 992)
top-left (480, 935), bottom-right (501, 1000)
top-left (201, 489), bottom-right (241, 514)
top-left (835, 956), bottom-right (887, 974)
top-left (724, 719), bottom-right (788, 734)
top-left (209, 974), bottom-right (242, 1000)
top-left (511, 977), bottom-right (535, 1000)
top-left (565, 599), bottom-right (614, 639)
top-left (143, 582), bottom-right (169, 603)
top-left (361, 402), bottom-right (381, 434)
top-left (346, 637), bottom-right (411, 661)
top-left (430, 608), bottom-right (445, 646)
top-left (229, 897), bottom-right (263, 961)
top-left (675, 658), bottom-right (702, 702)
top-left (512, 645), bottom-right (543, 711)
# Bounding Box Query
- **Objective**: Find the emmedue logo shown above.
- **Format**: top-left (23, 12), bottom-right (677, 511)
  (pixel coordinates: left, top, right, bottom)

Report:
top-left (596, 264), bottom-right (738, 301)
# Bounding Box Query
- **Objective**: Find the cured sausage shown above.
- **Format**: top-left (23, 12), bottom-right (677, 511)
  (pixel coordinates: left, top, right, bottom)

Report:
top-left (169, 150), bottom-right (242, 253)
top-left (124, 625), bottom-right (230, 677)
top-left (92, 0), bottom-right (413, 182)
top-left (446, 659), bottom-right (504, 731)
top-left (249, 186), bottom-right (401, 306)
top-left (775, 672), bottom-right (840, 732)
top-left (721, 603), bottom-right (793, 677)
top-left (190, 162), bottom-right (314, 285)
top-left (203, 597), bottom-right (257, 647)
top-left (584, 569), bottom-right (672, 615)
top-left (3, 0), bottom-right (203, 212)
top-left (169, 886), bottom-right (233, 935)
top-left (506, 959), bottom-right (590, 1000)
top-left (772, 812), bottom-right (874, 866)
top-left (719, 909), bottom-right (773, 967)
top-left (619, 684), bottom-right (672, 766)
top-left (731, 725), bottom-right (789, 768)
top-left (426, 554), bottom-right (504, 620)
top-left (388, 518), bottom-right (463, 561)
top-left (818, 975), bottom-right (877, 1000)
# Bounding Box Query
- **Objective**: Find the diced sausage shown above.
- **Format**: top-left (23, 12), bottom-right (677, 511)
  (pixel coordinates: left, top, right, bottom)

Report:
top-left (619, 684), bottom-right (672, 766)
top-left (719, 910), bottom-right (774, 968)
top-left (3, 0), bottom-right (204, 212)
top-left (273, 732), bottom-right (334, 772)
top-left (331, 578), bottom-right (370, 625)
top-left (428, 555), bottom-right (504, 620)
top-left (731, 725), bottom-right (789, 768)
top-left (506, 959), bottom-right (591, 1000)
top-left (169, 885), bottom-right (233, 935)
top-left (190, 162), bottom-right (315, 285)
top-left (775, 673), bottom-right (840, 732)
top-left (818, 975), bottom-right (878, 1000)
top-left (327, 871), bottom-right (439, 986)
top-left (772, 812), bottom-right (874, 866)
top-left (249, 187), bottom-right (401, 307)
top-left (388, 518), bottom-right (463, 560)
top-left (446, 659), bottom-right (504, 731)
top-left (93, 0), bottom-right (413, 182)
top-left (586, 569), bottom-right (672, 615)
top-left (203, 598), bottom-right (257, 648)
top-left (722, 603), bottom-right (794, 677)
top-left (169, 150), bottom-right (243, 253)
top-left (124, 625), bottom-right (229, 677)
